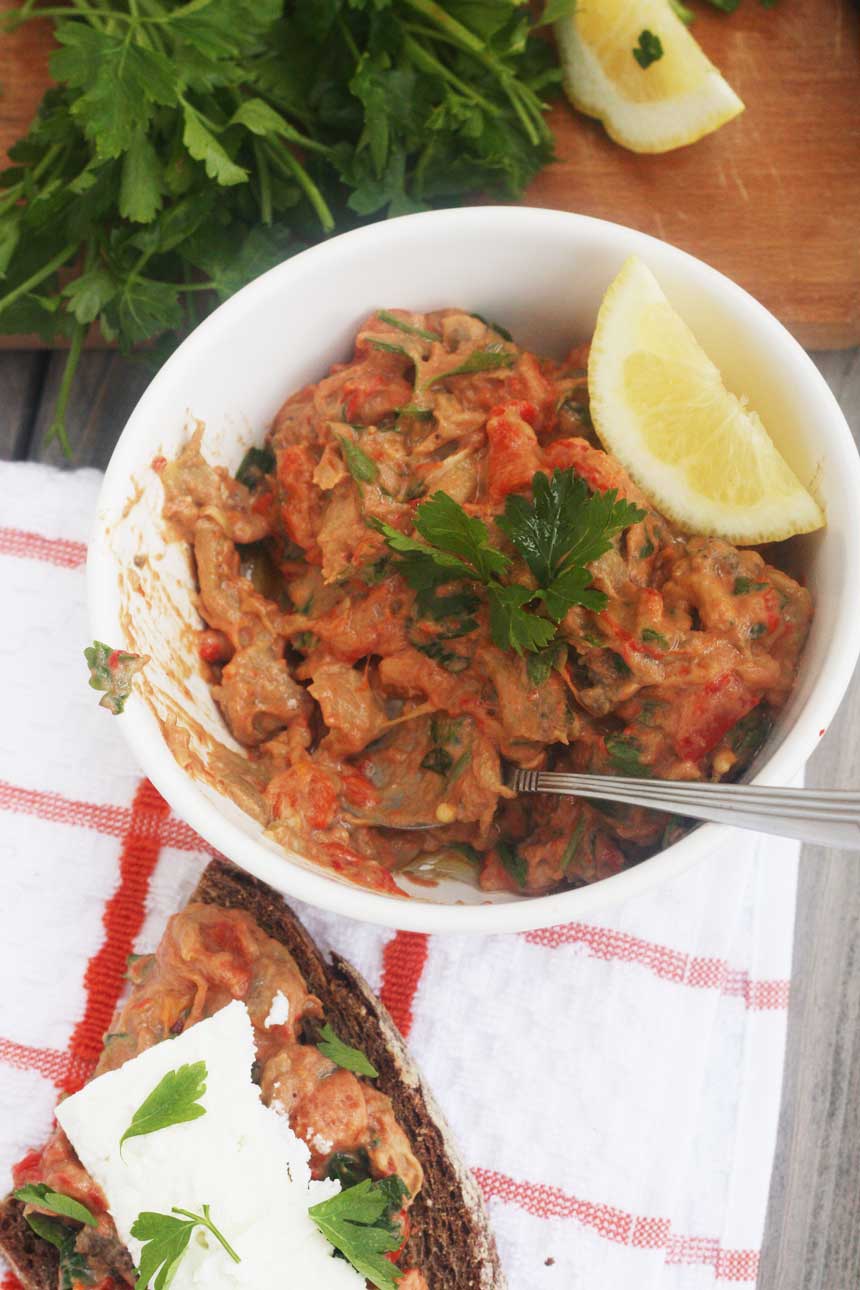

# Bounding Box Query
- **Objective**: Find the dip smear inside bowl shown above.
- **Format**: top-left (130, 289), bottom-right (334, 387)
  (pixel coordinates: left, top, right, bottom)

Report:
top-left (88, 208), bottom-right (860, 933)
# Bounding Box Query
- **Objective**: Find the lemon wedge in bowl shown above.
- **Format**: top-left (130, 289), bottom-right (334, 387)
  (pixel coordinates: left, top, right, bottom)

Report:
top-left (554, 0), bottom-right (744, 153)
top-left (587, 257), bottom-right (825, 544)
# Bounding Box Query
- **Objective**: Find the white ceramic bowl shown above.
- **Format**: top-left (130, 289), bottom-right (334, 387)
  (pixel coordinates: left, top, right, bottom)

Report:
top-left (88, 207), bottom-right (860, 933)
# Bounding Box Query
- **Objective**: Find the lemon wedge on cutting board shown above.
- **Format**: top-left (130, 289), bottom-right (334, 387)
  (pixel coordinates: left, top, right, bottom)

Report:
top-left (587, 258), bottom-right (825, 544)
top-left (555, 0), bottom-right (744, 153)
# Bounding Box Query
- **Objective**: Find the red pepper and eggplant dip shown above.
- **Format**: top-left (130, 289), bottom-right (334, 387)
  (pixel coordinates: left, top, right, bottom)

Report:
top-left (13, 903), bottom-right (427, 1289)
top-left (155, 308), bottom-right (812, 897)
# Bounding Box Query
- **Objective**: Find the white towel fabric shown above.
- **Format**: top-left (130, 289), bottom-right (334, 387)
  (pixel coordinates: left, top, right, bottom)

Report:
top-left (0, 460), bottom-right (798, 1289)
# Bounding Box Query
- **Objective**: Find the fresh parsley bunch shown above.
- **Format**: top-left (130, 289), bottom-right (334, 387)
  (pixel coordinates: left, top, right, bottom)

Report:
top-left (0, 0), bottom-right (570, 453)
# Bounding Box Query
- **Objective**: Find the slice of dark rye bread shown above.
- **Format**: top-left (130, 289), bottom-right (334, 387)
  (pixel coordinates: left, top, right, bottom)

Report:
top-left (0, 858), bottom-right (506, 1290)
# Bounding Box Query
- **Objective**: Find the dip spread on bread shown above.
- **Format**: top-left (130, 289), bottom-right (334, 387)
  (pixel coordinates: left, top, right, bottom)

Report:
top-left (12, 900), bottom-right (426, 1289)
top-left (158, 310), bottom-right (812, 897)
top-left (56, 1001), bottom-right (368, 1288)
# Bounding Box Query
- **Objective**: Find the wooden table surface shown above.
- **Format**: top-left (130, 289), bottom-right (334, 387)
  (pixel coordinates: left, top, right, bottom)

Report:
top-left (1, 346), bottom-right (859, 1286)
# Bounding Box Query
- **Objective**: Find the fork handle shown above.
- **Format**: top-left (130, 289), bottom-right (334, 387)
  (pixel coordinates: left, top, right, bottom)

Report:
top-left (514, 775), bottom-right (860, 850)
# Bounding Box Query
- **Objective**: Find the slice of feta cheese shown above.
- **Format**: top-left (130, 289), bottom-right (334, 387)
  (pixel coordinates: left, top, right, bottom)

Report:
top-left (56, 1000), bottom-right (364, 1288)
top-left (264, 990), bottom-right (290, 1029)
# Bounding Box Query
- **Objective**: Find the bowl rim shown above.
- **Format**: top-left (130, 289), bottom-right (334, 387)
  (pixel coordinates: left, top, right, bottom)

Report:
top-left (88, 205), bottom-right (860, 934)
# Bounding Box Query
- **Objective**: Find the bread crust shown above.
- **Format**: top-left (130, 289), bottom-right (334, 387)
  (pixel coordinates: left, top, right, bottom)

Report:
top-left (0, 859), bottom-right (505, 1290)
top-left (0, 1195), bottom-right (58, 1290)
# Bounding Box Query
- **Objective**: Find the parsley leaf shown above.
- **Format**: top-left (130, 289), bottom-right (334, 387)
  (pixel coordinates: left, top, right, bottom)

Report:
top-left (498, 840), bottom-right (528, 888)
top-left (605, 734), bottom-right (650, 777)
top-left (498, 470), bottom-right (644, 620)
top-left (414, 638), bottom-right (471, 672)
top-left (730, 707), bottom-right (772, 759)
top-left (733, 576), bottom-right (768, 595)
top-left (132, 1204), bottom-right (240, 1289)
top-left (14, 1184), bottom-right (97, 1228)
top-left (308, 1178), bottom-right (407, 1290)
top-left (120, 129), bottom-right (164, 224)
top-left (641, 627), bottom-right (669, 648)
top-left (338, 434), bottom-right (379, 484)
top-left (427, 347), bottom-right (515, 384)
top-left (414, 491), bottom-right (511, 583)
top-left (526, 642), bottom-right (567, 686)
top-left (370, 518), bottom-right (476, 586)
top-left (51, 23), bottom-right (177, 160)
top-left (235, 444), bottom-right (275, 488)
top-left (377, 310), bottom-right (437, 342)
top-left (317, 1024), bottom-right (379, 1078)
top-left (633, 30), bottom-right (664, 68)
top-left (23, 1214), bottom-right (92, 1290)
top-left (367, 337), bottom-right (413, 358)
top-left (487, 583), bottom-right (556, 654)
top-left (84, 640), bottom-right (148, 715)
top-left (498, 469), bottom-right (642, 585)
top-left (421, 747), bottom-right (455, 775)
top-left (119, 1061), bottom-right (207, 1153)
top-left (327, 1150), bottom-right (372, 1190)
top-left (469, 312), bottom-right (513, 340)
top-left (181, 104), bottom-right (248, 188)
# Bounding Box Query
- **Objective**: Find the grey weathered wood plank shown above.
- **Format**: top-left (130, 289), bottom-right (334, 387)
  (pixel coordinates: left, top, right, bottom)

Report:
top-left (29, 350), bottom-right (153, 469)
top-left (0, 350), bottom-right (47, 460)
top-left (758, 349), bottom-right (860, 1290)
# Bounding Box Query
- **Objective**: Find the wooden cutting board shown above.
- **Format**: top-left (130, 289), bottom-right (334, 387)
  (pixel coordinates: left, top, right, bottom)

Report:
top-left (1, 2), bottom-right (858, 349)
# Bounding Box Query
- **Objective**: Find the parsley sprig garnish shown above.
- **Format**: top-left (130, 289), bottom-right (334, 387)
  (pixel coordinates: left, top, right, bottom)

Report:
top-left (498, 470), bottom-right (645, 621)
top-left (373, 469), bottom-right (643, 656)
top-left (131, 1204), bottom-right (240, 1289)
top-left (119, 1061), bottom-right (207, 1154)
top-left (309, 1176), bottom-right (409, 1290)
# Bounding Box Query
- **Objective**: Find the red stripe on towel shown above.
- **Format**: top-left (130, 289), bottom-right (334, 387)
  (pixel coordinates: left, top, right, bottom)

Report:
top-left (0, 527), bottom-right (86, 569)
top-left (379, 932), bottom-right (430, 1039)
top-left (474, 1167), bottom-right (759, 1280)
top-left (63, 780), bottom-right (170, 1090)
top-left (524, 923), bottom-right (790, 1010)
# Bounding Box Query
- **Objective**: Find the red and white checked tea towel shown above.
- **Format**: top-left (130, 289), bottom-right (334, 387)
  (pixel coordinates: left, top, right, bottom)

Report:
top-left (0, 460), bottom-right (799, 1290)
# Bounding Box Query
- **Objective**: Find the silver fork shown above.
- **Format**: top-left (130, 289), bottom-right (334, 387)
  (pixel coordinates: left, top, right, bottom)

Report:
top-left (509, 769), bottom-right (860, 850)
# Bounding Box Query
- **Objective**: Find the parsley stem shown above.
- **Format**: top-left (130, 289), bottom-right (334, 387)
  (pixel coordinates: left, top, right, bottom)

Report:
top-left (402, 1), bottom-right (548, 145)
top-left (44, 319), bottom-right (85, 458)
top-left (174, 279), bottom-right (217, 293)
top-left (401, 0), bottom-right (486, 57)
top-left (0, 241), bottom-right (78, 317)
top-left (264, 142), bottom-right (334, 234)
top-left (402, 33), bottom-right (496, 112)
top-left (336, 14), bottom-right (360, 62)
top-left (252, 104), bottom-right (333, 157)
top-left (11, 6), bottom-right (133, 22)
top-left (172, 1207), bottom-right (241, 1265)
top-left (501, 78), bottom-right (542, 147)
top-left (33, 143), bottom-right (64, 182)
top-left (252, 138), bottom-right (272, 226)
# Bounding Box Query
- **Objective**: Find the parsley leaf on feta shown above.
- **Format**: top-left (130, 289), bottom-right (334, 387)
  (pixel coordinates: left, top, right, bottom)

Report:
top-left (132, 1203), bottom-right (240, 1289)
top-left (119, 1061), bottom-right (207, 1154)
